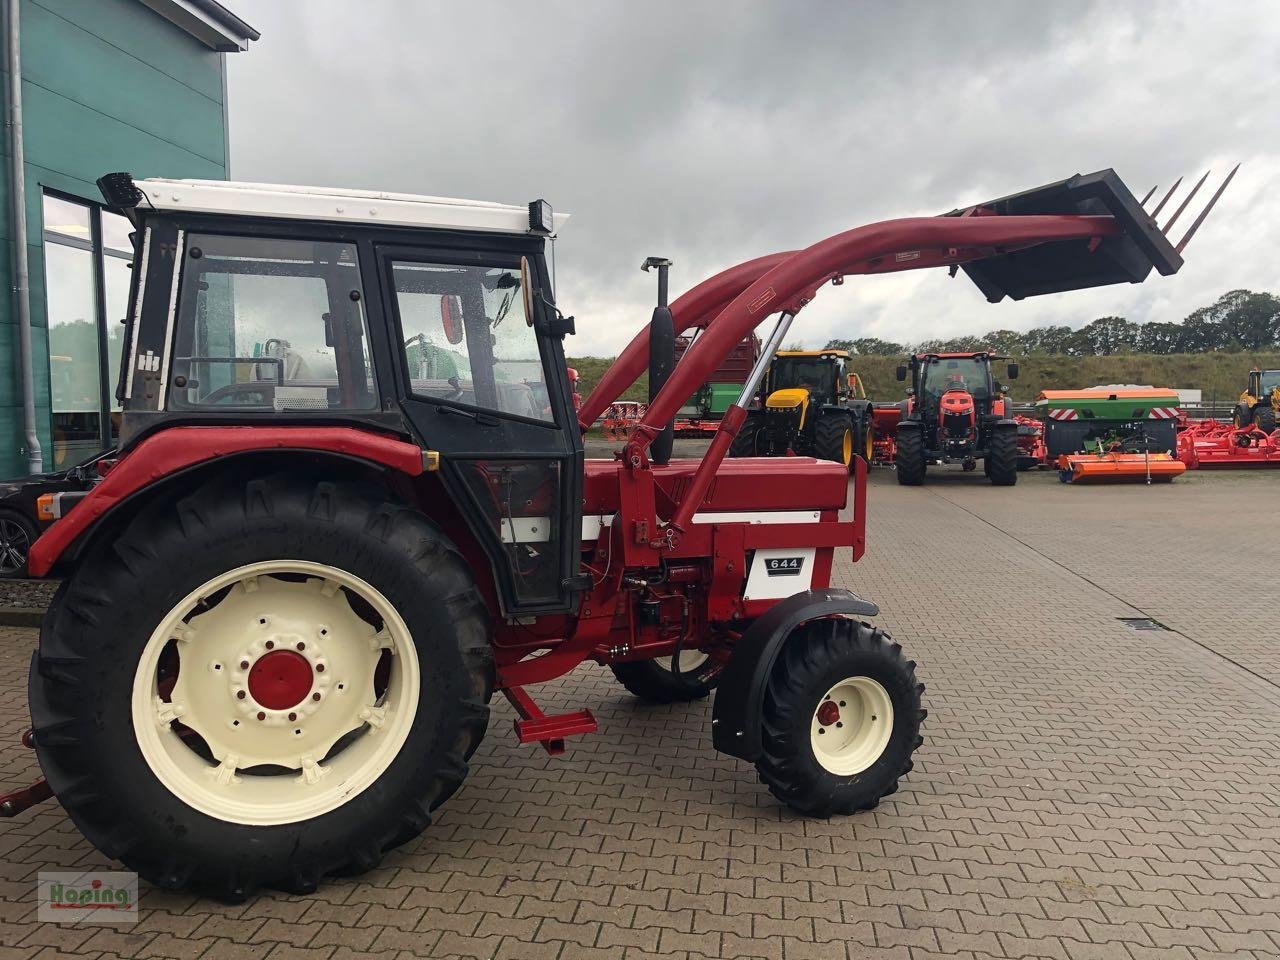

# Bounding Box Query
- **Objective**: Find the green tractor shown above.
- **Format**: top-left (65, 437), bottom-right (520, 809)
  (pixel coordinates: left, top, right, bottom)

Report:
top-left (729, 350), bottom-right (873, 468)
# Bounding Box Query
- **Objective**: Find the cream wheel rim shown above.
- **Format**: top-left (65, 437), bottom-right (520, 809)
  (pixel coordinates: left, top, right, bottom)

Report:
top-left (130, 560), bottom-right (420, 826)
top-left (670, 649), bottom-right (710, 674)
top-left (810, 676), bottom-right (893, 776)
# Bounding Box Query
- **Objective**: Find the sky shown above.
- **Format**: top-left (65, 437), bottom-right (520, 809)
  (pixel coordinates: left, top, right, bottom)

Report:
top-left (225, 0), bottom-right (1280, 357)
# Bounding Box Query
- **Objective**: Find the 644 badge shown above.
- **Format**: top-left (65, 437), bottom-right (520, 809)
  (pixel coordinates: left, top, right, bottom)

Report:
top-left (765, 556), bottom-right (804, 576)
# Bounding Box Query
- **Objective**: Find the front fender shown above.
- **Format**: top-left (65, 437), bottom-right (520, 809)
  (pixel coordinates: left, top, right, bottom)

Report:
top-left (712, 587), bottom-right (879, 761)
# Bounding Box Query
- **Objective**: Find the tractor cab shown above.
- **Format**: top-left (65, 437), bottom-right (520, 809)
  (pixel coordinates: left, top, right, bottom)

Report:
top-left (765, 350), bottom-right (849, 407)
top-left (894, 352), bottom-right (1021, 484)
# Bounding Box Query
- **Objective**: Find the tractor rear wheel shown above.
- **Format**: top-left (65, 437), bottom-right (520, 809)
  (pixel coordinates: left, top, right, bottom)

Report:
top-left (729, 412), bottom-right (763, 457)
top-left (1255, 406), bottom-right (1277, 434)
top-left (815, 411), bottom-right (855, 467)
top-left (987, 428), bottom-right (1018, 486)
top-left (755, 618), bottom-right (923, 817)
top-left (1233, 404), bottom-right (1252, 428)
top-left (29, 473), bottom-right (493, 901)
top-left (894, 429), bottom-right (926, 485)
top-left (611, 651), bottom-right (722, 703)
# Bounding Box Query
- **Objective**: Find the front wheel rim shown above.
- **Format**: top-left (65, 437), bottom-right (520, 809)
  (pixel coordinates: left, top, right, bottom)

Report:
top-left (810, 676), bottom-right (893, 776)
top-left (0, 519), bottom-right (30, 574)
top-left (130, 560), bottom-right (420, 826)
top-left (841, 429), bottom-right (853, 466)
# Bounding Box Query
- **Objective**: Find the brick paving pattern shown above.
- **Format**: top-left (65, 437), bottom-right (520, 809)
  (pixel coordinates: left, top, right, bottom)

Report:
top-left (1, 466), bottom-right (1277, 959)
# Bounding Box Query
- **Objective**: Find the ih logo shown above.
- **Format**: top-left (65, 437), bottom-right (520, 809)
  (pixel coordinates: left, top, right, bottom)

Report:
top-left (765, 556), bottom-right (804, 577)
top-left (136, 350), bottom-right (160, 373)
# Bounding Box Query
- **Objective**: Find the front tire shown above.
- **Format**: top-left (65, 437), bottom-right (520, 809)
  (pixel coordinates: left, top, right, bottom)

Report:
top-left (30, 473), bottom-right (493, 900)
top-left (729, 412), bottom-right (764, 457)
top-left (1255, 406), bottom-right (1277, 434)
top-left (815, 411), bottom-right (855, 467)
top-left (755, 618), bottom-right (923, 817)
top-left (895, 428), bottom-right (926, 485)
top-left (987, 427), bottom-right (1018, 486)
top-left (611, 650), bottom-right (722, 703)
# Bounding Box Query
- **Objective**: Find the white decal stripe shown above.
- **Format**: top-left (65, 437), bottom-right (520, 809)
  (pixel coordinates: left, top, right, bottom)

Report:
top-left (124, 225), bottom-right (152, 399)
top-left (155, 229), bottom-right (185, 410)
top-left (581, 510), bottom-right (823, 541)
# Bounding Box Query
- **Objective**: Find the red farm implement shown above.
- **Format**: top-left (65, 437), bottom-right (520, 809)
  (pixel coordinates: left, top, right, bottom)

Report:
top-left (1177, 418), bottom-right (1280, 468)
top-left (3, 166), bottom-right (1227, 901)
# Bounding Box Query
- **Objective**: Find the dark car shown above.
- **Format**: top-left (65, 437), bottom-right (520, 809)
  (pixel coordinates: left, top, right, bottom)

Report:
top-left (0, 455), bottom-right (107, 577)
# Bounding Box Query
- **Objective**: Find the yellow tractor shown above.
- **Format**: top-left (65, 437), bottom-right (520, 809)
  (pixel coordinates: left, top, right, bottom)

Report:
top-left (1233, 369), bottom-right (1280, 433)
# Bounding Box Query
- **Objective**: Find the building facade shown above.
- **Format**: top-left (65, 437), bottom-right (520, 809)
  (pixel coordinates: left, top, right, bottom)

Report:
top-left (2, 0), bottom-right (255, 477)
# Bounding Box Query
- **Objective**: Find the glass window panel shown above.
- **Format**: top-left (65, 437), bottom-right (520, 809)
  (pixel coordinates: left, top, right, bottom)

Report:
top-left (102, 254), bottom-right (132, 413)
top-left (45, 242), bottom-right (102, 467)
top-left (42, 194), bottom-right (91, 241)
top-left (170, 234), bottom-right (376, 411)
top-left (100, 211), bottom-right (134, 255)
top-left (392, 260), bottom-right (551, 422)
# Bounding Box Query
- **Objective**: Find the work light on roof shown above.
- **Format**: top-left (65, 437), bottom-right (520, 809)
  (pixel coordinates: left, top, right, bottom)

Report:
top-left (528, 199), bottom-right (554, 235)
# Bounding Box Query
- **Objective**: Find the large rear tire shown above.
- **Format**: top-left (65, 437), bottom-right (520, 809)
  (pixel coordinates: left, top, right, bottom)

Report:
top-left (815, 411), bottom-right (855, 467)
top-left (611, 651), bottom-right (722, 703)
top-left (895, 428), bottom-right (926, 485)
top-left (987, 427), bottom-right (1018, 486)
top-left (755, 618), bottom-right (923, 817)
top-left (30, 473), bottom-right (493, 901)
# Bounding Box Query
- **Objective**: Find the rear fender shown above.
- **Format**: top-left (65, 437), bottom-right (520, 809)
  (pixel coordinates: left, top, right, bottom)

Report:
top-left (28, 426), bottom-right (425, 577)
top-left (711, 587), bottom-right (879, 761)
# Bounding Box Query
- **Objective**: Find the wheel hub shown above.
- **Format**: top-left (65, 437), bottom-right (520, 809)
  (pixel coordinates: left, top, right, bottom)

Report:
top-left (810, 676), bottom-right (894, 776)
top-left (815, 700), bottom-right (840, 726)
top-left (248, 649), bottom-right (313, 710)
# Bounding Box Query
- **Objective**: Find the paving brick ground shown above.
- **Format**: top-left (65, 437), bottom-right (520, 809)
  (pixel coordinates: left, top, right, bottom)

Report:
top-left (1, 465), bottom-right (1277, 959)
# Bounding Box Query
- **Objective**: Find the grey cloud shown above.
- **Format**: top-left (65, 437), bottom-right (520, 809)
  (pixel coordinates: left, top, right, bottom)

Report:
top-left (226, 0), bottom-right (1280, 356)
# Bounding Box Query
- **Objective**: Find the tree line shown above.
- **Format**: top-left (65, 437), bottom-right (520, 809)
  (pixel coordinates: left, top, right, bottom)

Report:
top-left (824, 289), bottom-right (1280, 358)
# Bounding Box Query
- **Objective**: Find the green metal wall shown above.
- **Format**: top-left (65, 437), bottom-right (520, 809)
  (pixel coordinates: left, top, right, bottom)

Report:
top-left (1, 0), bottom-right (228, 478)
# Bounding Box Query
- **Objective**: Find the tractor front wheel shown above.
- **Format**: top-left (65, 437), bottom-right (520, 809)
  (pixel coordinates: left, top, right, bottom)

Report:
top-left (611, 650), bottom-right (722, 703)
top-left (895, 428), bottom-right (926, 485)
top-left (986, 428), bottom-right (1019, 486)
top-left (1255, 406), bottom-right (1277, 434)
top-left (729, 412), bottom-right (764, 457)
top-left (29, 474), bottom-right (493, 901)
top-left (755, 618), bottom-right (923, 817)
top-left (815, 411), bottom-right (855, 468)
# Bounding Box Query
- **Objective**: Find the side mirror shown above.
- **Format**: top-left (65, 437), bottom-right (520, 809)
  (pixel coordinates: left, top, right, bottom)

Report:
top-left (1007, 362), bottom-right (1020, 380)
top-left (895, 365), bottom-right (907, 382)
top-left (439, 294), bottom-right (465, 345)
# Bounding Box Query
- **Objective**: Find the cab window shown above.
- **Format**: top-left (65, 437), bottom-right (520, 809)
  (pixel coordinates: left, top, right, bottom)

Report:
top-left (169, 235), bottom-right (375, 411)
top-left (391, 260), bottom-right (552, 423)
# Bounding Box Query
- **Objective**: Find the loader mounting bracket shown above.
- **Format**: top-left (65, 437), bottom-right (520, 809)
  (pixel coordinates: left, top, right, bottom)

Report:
top-left (711, 588), bottom-right (879, 761)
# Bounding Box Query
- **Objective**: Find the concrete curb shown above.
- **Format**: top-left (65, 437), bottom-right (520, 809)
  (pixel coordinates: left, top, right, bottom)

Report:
top-left (0, 608), bottom-right (43, 628)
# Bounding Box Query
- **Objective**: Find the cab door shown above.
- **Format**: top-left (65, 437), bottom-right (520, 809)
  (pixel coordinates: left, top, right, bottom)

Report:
top-left (375, 241), bottom-right (582, 617)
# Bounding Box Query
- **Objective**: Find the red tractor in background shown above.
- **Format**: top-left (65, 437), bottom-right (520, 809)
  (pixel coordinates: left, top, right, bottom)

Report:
top-left (4, 165), bottom-right (1227, 902)
top-left (893, 351), bottom-right (1022, 485)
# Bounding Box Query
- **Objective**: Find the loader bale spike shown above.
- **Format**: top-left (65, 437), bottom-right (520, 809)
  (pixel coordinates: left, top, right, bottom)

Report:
top-left (1148, 176), bottom-right (1183, 218)
top-left (1138, 184), bottom-right (1159, 208)
top-left (1161, 169), bottom-right (1211, 233)
top-left (1175, 164), bottom-right (1239, 254)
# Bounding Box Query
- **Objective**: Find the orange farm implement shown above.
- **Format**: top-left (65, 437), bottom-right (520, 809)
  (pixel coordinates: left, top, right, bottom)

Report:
top-left (1177, 419), bottom-right (1280, 468)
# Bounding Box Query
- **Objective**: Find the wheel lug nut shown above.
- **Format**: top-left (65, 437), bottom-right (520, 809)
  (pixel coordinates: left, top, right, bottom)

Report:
top-left (296, 642), bottom-right (305, 651)
top-left (288, 712), bottom-right (297, 721)
top-left (316, 664), bottom-right (325, 673)
top-left (312, 692), bottom-right (321, 701)
top-left (256, 711), bottom-right (266, 721)
top-left (239, 660), bottom-right (249, 670)
top-left (265, 641), bottom-right (275, 650)
top-left (236, 690), bottom-right (246, 700)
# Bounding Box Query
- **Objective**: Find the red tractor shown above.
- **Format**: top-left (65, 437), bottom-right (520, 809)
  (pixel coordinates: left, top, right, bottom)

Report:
top-left (893, 351), bottom-right (1022, 485)
top-left (5, 166), bottom-right (1224, 901)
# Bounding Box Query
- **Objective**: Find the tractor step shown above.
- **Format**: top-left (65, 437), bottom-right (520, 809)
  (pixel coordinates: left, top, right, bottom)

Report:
top-left (502, 686), bottom-right (597, 755)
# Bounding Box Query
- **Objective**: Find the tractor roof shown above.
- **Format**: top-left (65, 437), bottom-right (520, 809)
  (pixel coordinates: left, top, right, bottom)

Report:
top-left (777, 350), bottom-right (850, 359)
top-left (914, 351), bottom-right (1002, 361)
top-left (130, 178), bottom-right (571, 235)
